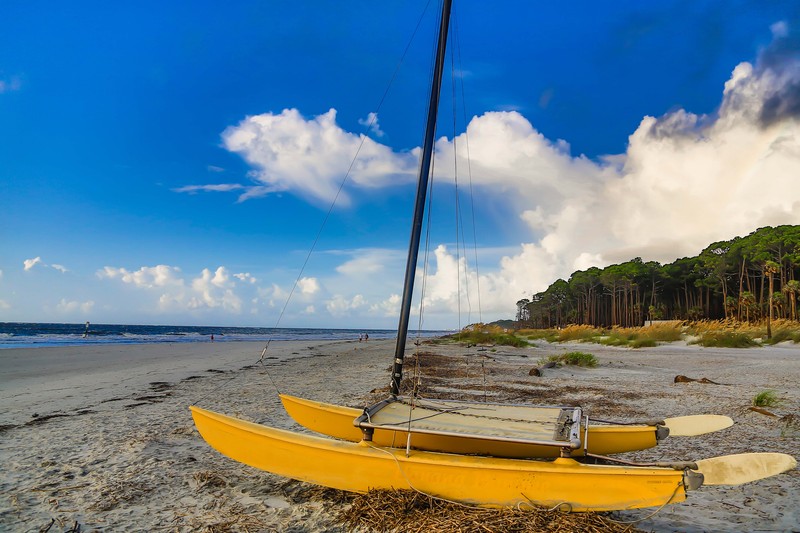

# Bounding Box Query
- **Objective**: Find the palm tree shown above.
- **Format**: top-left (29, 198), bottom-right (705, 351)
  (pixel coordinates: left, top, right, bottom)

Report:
top-left (764, 260), bottom-right (780, 338)
top-left (740, 291), bottom-right (756, 322)
top-left (782, 280), bottom-right (800, 321)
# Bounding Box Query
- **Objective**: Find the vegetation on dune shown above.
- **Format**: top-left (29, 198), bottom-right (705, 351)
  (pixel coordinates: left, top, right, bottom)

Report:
top-left (684, 319), bottom-right (800, 347)
top-left (690, 330), bottom-right (760, 348)
top-left (518, 328), bottom-right (560, 342)
top-left (630, 338), bottom-right (658, 348)
top-left (555, 325), bottom-right (603, 342)
top-left (542, 351), bottom-right (598, 368)
top-left (513, 226), bottom-right (800, 341)
top-left (504, 319), bottom-right (800, 348)
top-left (762, 326), bottom-right (800, 345)
top-left (438, 324), bottom-right (529, 348)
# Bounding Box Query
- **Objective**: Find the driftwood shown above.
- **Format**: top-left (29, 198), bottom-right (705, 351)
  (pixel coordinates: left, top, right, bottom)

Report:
top-left (529, 361), bottom-right (557, 377)
top-left (674, 375), bottom-right (723, 385)
top-left (749, 406), bottom-right (777, 417)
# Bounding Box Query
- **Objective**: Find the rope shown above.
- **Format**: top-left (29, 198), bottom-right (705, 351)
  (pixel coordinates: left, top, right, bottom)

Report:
top-left (607, 481), bottom-right (683, 525)
top-left (393, 396), bottom-right (574, 425)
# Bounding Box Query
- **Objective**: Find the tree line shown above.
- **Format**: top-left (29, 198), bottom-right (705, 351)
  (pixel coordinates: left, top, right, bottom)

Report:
top-left (515, 225), bottom-right (800, 330)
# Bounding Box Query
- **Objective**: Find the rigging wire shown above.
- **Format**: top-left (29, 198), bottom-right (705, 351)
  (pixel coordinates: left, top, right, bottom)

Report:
top-left (256, 0), bottom-right (437, 370)
top-left (453, 14), bottom-right (483, 324)
top-left (193, 1), bottom-right (438, 405)
top-left (410, 0), bottom-right (490, 401)
top-left (449, 22), bottom-right (464, 333)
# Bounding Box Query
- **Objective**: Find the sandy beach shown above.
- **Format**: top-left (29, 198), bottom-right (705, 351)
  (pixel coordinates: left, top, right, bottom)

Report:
top-left (1, 338), bottom-right (797, 531)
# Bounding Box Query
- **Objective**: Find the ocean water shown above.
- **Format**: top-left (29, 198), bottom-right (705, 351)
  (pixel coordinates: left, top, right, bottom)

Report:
top-left (0, 322), bottom-right (449, 349)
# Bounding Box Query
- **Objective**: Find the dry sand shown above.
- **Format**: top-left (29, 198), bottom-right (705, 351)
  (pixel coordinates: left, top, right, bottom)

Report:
top-left (0, 338), bottom-right (797, 531)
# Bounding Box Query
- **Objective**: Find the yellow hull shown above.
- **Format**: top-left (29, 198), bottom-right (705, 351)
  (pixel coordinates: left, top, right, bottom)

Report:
top-left (280, 394), bottom-right (657, 458)
top-left (190, 405), bottom-right (687, 511)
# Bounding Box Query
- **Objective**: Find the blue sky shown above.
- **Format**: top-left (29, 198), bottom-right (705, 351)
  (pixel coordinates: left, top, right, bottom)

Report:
top-left (2, 1), bottom-right (799, 329)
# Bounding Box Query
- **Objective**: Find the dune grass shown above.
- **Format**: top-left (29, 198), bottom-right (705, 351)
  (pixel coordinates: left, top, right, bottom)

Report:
top-left (555, 325), bottom-right (603, 342)
top-left (762, 326), bottom-right (800, 345)
top-left (542, 351), bottom-right (598, 368)
top-left (594, 322), bottom-right (684, 348)
top-left (439, 324), bottom-right (529, 348)
top-left (517, 328), bottom-right (560, 342)
top-left (515, 319), bottom-right (800, 348)
top-left (690, 330), bottom-right (760, 348)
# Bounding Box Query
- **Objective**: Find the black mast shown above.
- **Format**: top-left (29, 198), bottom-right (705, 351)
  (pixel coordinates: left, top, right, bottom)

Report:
top-left (390, 0), bottom-right (453, 397)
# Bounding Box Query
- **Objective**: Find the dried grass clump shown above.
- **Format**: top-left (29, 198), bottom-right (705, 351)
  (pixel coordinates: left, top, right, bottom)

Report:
top-left (193, 471), bottom-right (228, 490)
top-left (638, 322), bottom-right (684, 342)
top-left (339, 489), bottom-right (638, 533)
top-left (685, 319), bottom-right (735, 335)
top-left (556, 325), bottom-right (603, 342)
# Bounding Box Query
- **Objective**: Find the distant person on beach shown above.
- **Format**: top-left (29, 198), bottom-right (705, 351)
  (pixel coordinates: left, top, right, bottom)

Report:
top-left (364, 333), bottom-right (369, 341)
top-left (211, 334), bottom-right (214, 342)
top-left (359, 334), bottom-right (363, 342)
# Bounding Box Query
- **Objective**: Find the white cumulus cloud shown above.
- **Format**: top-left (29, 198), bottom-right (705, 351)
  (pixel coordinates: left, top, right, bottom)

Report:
top-left (234, 272), bottom-right (257, 283)
top-left (326, 294), bottom-right (366, 317)
top-left (56, 299), bottom-right (94, 314)
top-left (201, 27), bottom-right (800, 324)
top-left (23, 257), bottom-right (42, 271)
top-left (98, 264), bottom-right (248, 315)
top-left (222, 108), bottom-right (418, 204)
top-left (189, 267), bottom-right (242, 312)
top-left (335, 251), bottom-right (388, 275)
top-left (370, 293), bottom-right (401, 316)
top-left (358, 112), bottom-right (385, 137)
top-left (98, 265), bottom-right (184, 288)
top-left (297, 277), bottom-right (320, 296)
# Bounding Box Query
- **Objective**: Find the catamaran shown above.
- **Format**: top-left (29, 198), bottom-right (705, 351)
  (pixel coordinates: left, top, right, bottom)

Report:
top-left (191, 0), bottom-right (795, 511)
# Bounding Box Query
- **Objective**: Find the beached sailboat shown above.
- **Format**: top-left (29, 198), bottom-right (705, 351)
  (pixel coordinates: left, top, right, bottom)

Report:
top-left (191, 0), bottom-right (795, 511)
top-left (279, 393), bottom-right (733, 459)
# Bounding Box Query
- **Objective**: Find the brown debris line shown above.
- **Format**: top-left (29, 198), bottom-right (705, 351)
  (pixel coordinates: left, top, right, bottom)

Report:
top-left (749, 406), bottom-right (777, 417)
top-left (673, 375), bottom-right (724, 385)
top-left (338, 489), bottom-right (640, 533)
top-left (366, 349), bottom-right (648, 419)
top-left (290, 483), bottom-right (356, 505)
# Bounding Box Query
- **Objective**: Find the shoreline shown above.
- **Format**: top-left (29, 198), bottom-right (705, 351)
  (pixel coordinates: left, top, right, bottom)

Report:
top-left (0, 339), bottom-right (797, 531)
